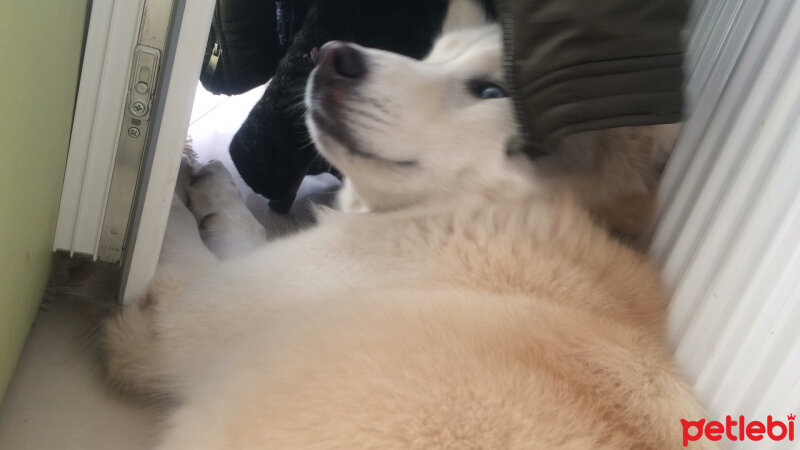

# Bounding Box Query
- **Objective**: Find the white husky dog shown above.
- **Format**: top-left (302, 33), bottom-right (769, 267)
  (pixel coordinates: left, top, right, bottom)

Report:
top-left (103, 7), bottom-right (710, 450)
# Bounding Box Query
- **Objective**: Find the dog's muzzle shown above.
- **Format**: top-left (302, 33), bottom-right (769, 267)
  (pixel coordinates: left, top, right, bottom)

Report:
top-left (316, 41), bottom-right (368, 81)
top-left (306, 42), bottom-right (416, 167)
top-left (308, 41), bottom-right (367, 137)
top-left (310, 41), bottom-right (368, 114)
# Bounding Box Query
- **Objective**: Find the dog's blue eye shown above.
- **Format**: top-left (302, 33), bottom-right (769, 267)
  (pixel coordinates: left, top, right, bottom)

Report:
top-left (468, 80), bottom-right (507, 100)
top-left (479, 85), bottom-right (506, 99)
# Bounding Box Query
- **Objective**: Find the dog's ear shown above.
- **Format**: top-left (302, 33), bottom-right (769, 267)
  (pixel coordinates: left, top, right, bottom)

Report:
top-left (441, 0), bottom-right (493, 34)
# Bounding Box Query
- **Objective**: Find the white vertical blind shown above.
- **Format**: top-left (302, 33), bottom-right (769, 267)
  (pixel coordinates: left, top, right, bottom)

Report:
top-left (651, 0), bottom-right (800, 443)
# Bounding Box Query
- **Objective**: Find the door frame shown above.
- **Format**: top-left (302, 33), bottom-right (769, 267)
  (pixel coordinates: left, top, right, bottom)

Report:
top-left (120, 0), bottom-right (216, 303)
top-left (54, 0), bottom-right (216, 303)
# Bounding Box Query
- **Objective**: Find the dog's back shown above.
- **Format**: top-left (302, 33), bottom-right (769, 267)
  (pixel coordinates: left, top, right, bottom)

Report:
top-left (153, 196), bottom-right (707, 449)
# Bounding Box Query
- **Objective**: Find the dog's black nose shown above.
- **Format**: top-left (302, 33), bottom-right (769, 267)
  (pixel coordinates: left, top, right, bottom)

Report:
top-left (318, 41), bottom-right (367, 79)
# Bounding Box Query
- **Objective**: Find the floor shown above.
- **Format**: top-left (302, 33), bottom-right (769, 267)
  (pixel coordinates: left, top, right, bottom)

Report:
top-left (0, 83), bottom-right (339, 449)
top-left (0, 293), bottom-right (158, 450)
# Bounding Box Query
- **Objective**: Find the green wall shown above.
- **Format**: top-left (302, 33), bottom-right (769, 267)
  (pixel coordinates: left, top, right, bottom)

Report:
top-left (0, 0), bottom-right (89, 401)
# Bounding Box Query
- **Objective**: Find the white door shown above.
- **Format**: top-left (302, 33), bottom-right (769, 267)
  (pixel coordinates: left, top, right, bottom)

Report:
top-left (54, 0), bottom-right (215, 303)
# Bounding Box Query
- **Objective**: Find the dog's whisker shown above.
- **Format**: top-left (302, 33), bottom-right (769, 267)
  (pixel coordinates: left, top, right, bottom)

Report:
top-left (299, 133), bottom-right (316, 150)
top-left (283, 93), bottom-right (309, 116)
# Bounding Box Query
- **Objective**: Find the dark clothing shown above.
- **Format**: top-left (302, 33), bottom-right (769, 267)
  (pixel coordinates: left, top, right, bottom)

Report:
top-left (215, 0), bottom-right (687, 211)
top-left (498, 0), bottom-right (688, 156)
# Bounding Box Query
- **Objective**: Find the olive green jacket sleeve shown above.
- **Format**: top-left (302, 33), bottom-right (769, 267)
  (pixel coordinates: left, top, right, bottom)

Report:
top-left (499, 0), bottom-right (689, 156)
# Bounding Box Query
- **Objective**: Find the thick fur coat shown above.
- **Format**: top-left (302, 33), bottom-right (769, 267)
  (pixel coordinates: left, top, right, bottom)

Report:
top-left (103, 13), bottom-right (710, 448)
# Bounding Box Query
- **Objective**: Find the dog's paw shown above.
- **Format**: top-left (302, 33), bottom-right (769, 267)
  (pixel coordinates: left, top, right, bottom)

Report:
top-left (183, 136), bottom-right (198, 163)
top-left (186, 160), bottom-right (242, 222)
top-left (173, 153), bottom-right (197, 205)
top-left (185, 161), bottom-right (266, 258)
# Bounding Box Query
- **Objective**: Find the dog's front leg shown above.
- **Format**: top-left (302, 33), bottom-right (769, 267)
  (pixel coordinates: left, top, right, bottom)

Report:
top-left (186, 161), bottom-right (268, 260)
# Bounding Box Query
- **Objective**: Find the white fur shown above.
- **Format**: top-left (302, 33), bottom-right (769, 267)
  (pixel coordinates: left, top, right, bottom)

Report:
top-left (103, 21), bottom-right (712, 449)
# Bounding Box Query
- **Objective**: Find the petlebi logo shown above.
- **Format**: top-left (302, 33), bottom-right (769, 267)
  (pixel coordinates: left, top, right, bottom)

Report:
top-left (681, 413), bottom-right (796, 446)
